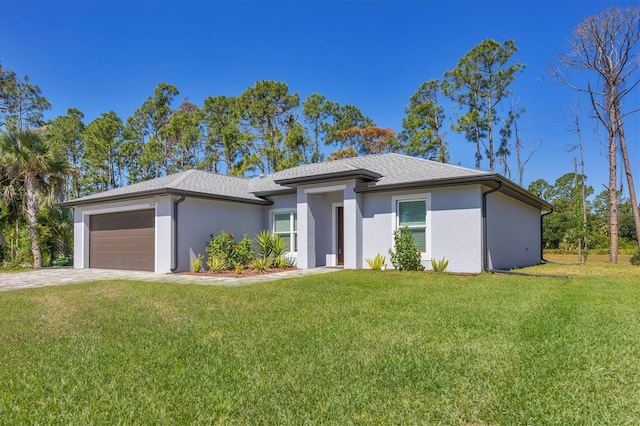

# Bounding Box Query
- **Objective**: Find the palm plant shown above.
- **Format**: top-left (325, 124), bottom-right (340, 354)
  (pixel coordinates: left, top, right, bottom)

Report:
top-left (0, 131), bottom-right (68, 268)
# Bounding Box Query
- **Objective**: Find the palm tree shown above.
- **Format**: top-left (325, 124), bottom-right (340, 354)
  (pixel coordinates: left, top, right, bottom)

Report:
top-left (0, 130), bottom-right (68, 268)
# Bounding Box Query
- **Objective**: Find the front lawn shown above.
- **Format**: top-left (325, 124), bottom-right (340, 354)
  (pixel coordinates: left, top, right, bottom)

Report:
top-left (1, 266), bottom-right (639, 424)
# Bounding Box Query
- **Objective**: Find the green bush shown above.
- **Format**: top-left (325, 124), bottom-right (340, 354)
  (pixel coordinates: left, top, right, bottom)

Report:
top-left (207, 256), bottom-right (227, 273)
top-left (206, 231), bottom-right (254, 268)
top-left (389, 226), bottom-right (424, 271)
top-left (191, 253), bottom-right (204, 273)
top-left (250, 256), bottom-right (271, 273)
top-left (631, 251), bottom-right (640, 266)
top-left (254, 230), bottom-right (290, 269)
top-left (365, 253), bottom-right (387, 270)
top-left (430, 257), bottom-right (449, 273)
top-left (255, 230), bottom-right (274, 261)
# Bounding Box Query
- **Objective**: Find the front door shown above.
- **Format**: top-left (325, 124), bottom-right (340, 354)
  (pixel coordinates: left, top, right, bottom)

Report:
top-left (337, 206), bottom-right (344, 265)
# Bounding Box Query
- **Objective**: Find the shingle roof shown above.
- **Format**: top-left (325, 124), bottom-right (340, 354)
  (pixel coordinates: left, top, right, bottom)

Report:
top-left (62, 154), bottom-right (551, 210)
top-left (247, 153), bottom-right (490, 193)
top-left (59, 169), bottom-right (268, 207)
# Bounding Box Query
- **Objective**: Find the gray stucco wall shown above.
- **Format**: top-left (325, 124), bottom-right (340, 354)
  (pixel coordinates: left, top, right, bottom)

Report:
top-left (361, 186), bottom-right (483, 273)
top-left (430, 185), bottom-right (483, 273)
top-left (361, 192), bottom-right (394, 265)
top-left (486, 191), bottom-right (542, 270)
top-left (177, 198), bottom-right (264, 272)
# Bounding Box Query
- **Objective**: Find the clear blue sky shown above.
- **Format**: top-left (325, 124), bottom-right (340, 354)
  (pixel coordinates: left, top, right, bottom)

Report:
top-left (1, 0), bottom-right (638, 195)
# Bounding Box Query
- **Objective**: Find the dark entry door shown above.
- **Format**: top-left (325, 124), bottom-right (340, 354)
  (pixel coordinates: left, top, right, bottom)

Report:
top-left (337, 206), bottom-right (344, 265)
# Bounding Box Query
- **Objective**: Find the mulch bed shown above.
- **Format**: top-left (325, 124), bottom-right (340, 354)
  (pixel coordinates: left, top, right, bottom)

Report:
top-left (181, 267), bottom-right (297, 279)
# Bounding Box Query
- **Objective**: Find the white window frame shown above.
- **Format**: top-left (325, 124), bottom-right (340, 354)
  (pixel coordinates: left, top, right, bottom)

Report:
top-left (391, 193), bottom-right (431, 260)
top-left (270, 208), bottom-right (298, 254)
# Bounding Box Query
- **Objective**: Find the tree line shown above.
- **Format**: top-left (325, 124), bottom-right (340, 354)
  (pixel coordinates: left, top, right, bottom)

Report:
top-left (1, 6), bottom-right (638, 268)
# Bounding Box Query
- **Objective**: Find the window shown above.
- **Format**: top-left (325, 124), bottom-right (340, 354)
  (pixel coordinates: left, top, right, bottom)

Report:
top-left (273, 212), bottom-right (297, 252)
top-left (397, 200), bottom-right (426, 252)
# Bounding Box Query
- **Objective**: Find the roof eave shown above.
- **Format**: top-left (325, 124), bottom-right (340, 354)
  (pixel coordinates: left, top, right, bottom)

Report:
top-left (273, 169), bottom-right (383, 187)
top-left (354, 174), bottom-right (553, 211)
top-left (251, 188), bottom-right (298, 198)
top-left (58, 188), bottom-right (273, 208)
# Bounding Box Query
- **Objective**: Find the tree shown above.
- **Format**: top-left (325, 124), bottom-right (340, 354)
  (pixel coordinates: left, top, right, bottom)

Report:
top-left (46, 108), bottom-right (85, 199)
top-left (325, 104), bottom-right (374, 159)
top-left (0, 65), bottom-right (51, 133)
top-left (554, 6), bottom-right (640, 263)
top-left (125, 83), bottom-right (179, 181)
top-left (0, 131), bottom-right (67, 268)
top-left (565, 102), bottom-right (589, 261)
top-left (330, 126), bottom-right (396, 159)
top-left (201, 95), bottom-right (256, 176)
top-left (159, 99), bottom-right (203, 173)
top-left (302, 93), bottom-right (337, 163)
top-left (82, 111), bottom-right (124, 193)
top-left (239, 80), bottom-right (300, 173)
top-left (530, 173), bottom-right (593, 251)
top-left (443, 39), bottom-right (525, 171)
top-left (400, 80), bottom-right (449, 162)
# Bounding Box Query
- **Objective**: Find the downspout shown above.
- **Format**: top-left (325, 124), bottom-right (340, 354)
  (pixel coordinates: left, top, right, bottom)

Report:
top-left (482, 181), bottom-right (503, 273)
top-left (170, 194), bottom-right (186, 273)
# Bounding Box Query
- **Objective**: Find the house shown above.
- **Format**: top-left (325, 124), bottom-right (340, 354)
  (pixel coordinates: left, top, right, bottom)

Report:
top-left (59, 153), bottom-right (553, 274)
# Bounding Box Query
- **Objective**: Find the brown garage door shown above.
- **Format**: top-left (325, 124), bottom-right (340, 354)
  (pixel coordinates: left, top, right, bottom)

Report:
top-left (89, 209), bottom-right (155, 271)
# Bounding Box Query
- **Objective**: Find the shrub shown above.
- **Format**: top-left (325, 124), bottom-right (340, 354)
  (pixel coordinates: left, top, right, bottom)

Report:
top-left (255, 230), bottom-right (275, 260)
top-left (206, 231), bottom-right (254, 268)
top-left (255, 230), bottom-right (290, 269)
top-left (631, 250), bottom-right (640, 266)
top-left (273, 255), bottom-right (289, 269)
top-left (207, 256), bottom-right (227, 273)
top-left (234, 263), bottom-right (245, 275)
top-left (430, 257), bottom-right (449, 273)
top-left (389, 226), bottom-right (424, 271)
top-left (250, 257), bottom-right (271, 274)
top-left (366, 253), bottom-right (387, 270)
top-left (191, 253), bottom-right (204, 273)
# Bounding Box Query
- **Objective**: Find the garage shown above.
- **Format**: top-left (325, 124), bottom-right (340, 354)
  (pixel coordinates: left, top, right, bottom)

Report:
top-left (89, 209), bottom-right (155, 271)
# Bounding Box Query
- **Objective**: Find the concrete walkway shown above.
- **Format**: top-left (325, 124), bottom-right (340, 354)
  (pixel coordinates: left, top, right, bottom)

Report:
top-left (0, 267), bottom-right (342, 291)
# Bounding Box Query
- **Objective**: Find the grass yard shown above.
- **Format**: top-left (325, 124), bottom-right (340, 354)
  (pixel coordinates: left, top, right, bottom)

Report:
top-left (1, 265), bottom-right (640, 424)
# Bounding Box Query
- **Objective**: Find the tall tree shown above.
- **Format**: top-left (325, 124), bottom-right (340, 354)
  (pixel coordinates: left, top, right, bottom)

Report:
top-left (0, 65), bottom-right (50, 132)
top-left (330, 126), bottom-right (396, 159)
top-left (125, 83), bottom-right (179, 181)
top-left (0, 131), bottom-right (67, 268)
top-left (529, 173), bottom-right (593, 251)
top-left (201, 95), bottom-right (256, 176)
top-left (46, 108), bottom-right (85, 199)
top-left (325, 104), bottom-right (374, 159)
top-left (82, 111), bottom-right (124, 193)
top-left (400, 80), bottom-right (449, 162)
top-left (159, 99), bottom-right (203, 173)
top-left (443, 39), bottom-right (524, 171)
top-left (566, 103), bottom-right (589, 261)
top-left (554, 6), bottom-right (640, 263)
top-left (302, 93), bottom-right (337, 163)
top-left (239, 80), bottom-right (300, 173)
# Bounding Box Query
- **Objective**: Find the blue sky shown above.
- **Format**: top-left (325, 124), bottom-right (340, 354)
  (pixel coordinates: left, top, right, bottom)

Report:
top-left (1, 0), bottom-right (638, 195)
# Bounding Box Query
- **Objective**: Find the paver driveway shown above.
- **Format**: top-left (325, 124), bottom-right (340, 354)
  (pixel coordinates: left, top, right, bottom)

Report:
top-left (0, 267), bottom-right (340, 291)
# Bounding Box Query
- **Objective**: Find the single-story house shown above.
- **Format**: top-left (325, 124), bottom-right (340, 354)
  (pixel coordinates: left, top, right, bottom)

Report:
top-left (59, 153), bottom-right (553, 274)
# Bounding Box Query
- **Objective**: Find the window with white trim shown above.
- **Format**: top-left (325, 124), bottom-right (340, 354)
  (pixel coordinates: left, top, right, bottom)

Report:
top-left (273, 212), bottom-right (297, 253)
top-left (397, 199), bottom-right (427, 252)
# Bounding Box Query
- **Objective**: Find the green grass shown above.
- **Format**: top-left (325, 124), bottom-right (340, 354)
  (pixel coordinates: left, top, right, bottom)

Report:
top-left (1, 266), bottom-right (640, 424)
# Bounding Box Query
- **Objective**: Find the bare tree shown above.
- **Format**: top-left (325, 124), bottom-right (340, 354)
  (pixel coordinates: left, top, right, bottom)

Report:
top-left (566, 104), bottom-right (589, 262)
top-left (553, 6), bottom-right (640, 263)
